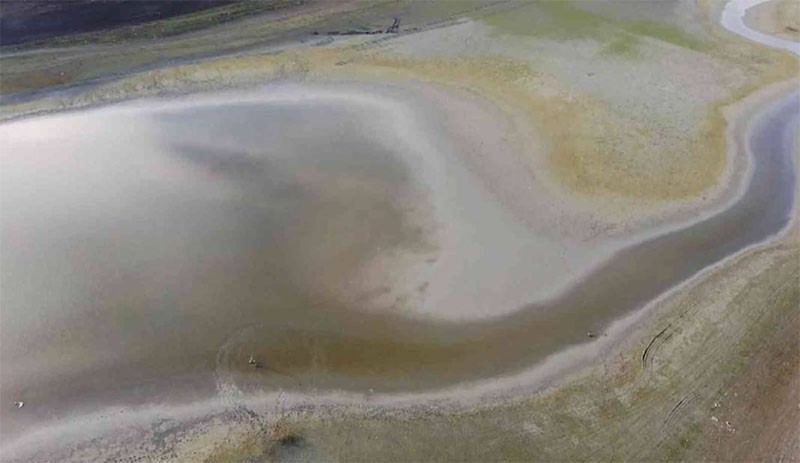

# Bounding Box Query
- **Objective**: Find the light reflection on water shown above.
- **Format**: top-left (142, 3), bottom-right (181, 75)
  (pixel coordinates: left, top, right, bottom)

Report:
top-left (0, 98), bottom-right (428, 438)
top-left (0, 89), bottom-right (797, 442)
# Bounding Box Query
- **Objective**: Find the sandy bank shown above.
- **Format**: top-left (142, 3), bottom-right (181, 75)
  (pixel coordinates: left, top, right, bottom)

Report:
top-left (718, 0), bottom-right (800, 53)
top-left (744, 0), bottom-right (800, 41)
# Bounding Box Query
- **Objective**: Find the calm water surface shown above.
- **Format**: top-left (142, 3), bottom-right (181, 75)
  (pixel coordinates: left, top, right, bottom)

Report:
top-left (1, 89), bottom-right (797, 442)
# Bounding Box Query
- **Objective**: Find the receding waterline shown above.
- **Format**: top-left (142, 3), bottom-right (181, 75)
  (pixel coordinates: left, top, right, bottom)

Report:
top-left (0, 86), bottom-right (797, 445)
top-left (221, 90), bottom-right (799, 394)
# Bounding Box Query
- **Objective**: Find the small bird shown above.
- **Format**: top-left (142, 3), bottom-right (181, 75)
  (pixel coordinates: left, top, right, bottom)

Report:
top-left (13, 401), bottom-right (24, 408)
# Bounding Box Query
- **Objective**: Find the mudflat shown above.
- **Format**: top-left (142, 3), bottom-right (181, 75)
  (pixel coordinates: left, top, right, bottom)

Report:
top-left (2, 80), bottom-right (797, 452)
top-left (1, 0), bottom-right (798, 460)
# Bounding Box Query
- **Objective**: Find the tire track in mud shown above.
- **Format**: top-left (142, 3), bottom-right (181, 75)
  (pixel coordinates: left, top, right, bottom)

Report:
top-left (638, 251), bottom-right (800, 461)
top-left (567, 247), bottom-right (798, 462)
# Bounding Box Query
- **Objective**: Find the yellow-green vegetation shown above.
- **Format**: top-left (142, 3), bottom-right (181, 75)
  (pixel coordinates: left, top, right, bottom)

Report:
top-left (483, 1), bottom-right (710, 53)
top-left (3, 2), bottom-right (796, 204)
top-left (3, 30), bottom-right (796, 203)
top-left (622, 19), bottom-right (709, 51)
top-left (600, 34), bottom-right (641, 58)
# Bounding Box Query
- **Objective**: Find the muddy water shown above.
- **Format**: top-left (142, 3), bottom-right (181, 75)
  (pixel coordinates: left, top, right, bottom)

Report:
top-left (0, 97), bottom-right (429, 440)
top-left (220, 91), bottom-right (799, 393)
top-left (1, 88), bottom-right (797, 443)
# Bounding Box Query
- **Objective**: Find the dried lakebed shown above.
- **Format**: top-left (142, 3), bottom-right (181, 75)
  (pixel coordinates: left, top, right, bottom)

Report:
top-left (0, 81), bottom-right (797, 452)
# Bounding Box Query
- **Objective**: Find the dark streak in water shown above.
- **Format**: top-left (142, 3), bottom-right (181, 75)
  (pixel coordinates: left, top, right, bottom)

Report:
top-left (170, 144), bottom-right (267, 177)
top-left (221, 92), bottom-right (800, 393)
top-left (0, 92), bottom-right (797, 442)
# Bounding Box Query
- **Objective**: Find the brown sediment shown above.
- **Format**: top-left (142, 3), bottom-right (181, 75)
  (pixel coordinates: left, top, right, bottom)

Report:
top-left (1, 1), bottom-right (799, 460)
top-left (210, 85), bottom-right (799, 396)
top-left (2, 81), bottom-right (795, 453)
top-left (25, 225), bottom-right (797, 462)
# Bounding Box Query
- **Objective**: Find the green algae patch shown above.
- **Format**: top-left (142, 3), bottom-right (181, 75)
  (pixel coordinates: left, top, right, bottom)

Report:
top-left (622, 19), bottom-right (710, 52)
top-left (600, 34), bottom-right (641, 59)
top-left (483, 1), bottom-right (710, 53)
top-left (482, 1), bottom-right (613, 41)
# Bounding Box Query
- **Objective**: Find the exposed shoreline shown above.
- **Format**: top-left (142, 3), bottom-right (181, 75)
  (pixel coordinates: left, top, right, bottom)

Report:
top-left (1, 0), bottom-right (799, 459)
top-left (743, 0), bottom-right (800, 42)
top-left (720, 0), bottom-right (800, 53)
top-left (2, 68), bottom-right (798, 463)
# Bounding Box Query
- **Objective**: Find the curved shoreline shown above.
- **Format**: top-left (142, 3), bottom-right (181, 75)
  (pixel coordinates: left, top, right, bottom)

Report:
top-left (743, 0), bottom-right (800, 42)
top-left (206, 85), bottom-right (800, 396)
top-left (2, 0), bottom-right (799, 458)
top-left (721, 0), bottom-right (800, 53)
top-left (2, 83), bottom-right (797, 458)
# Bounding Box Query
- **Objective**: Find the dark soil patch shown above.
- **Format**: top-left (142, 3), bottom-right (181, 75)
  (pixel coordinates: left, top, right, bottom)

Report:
top-left (0, 0), bottom-right (236, 46)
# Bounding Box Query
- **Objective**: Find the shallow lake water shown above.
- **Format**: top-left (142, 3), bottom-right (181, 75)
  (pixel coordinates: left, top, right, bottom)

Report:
top-left (0, 93), bottom-right (430, 439)
top-left (0, 86), bottom-right (797, 444)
